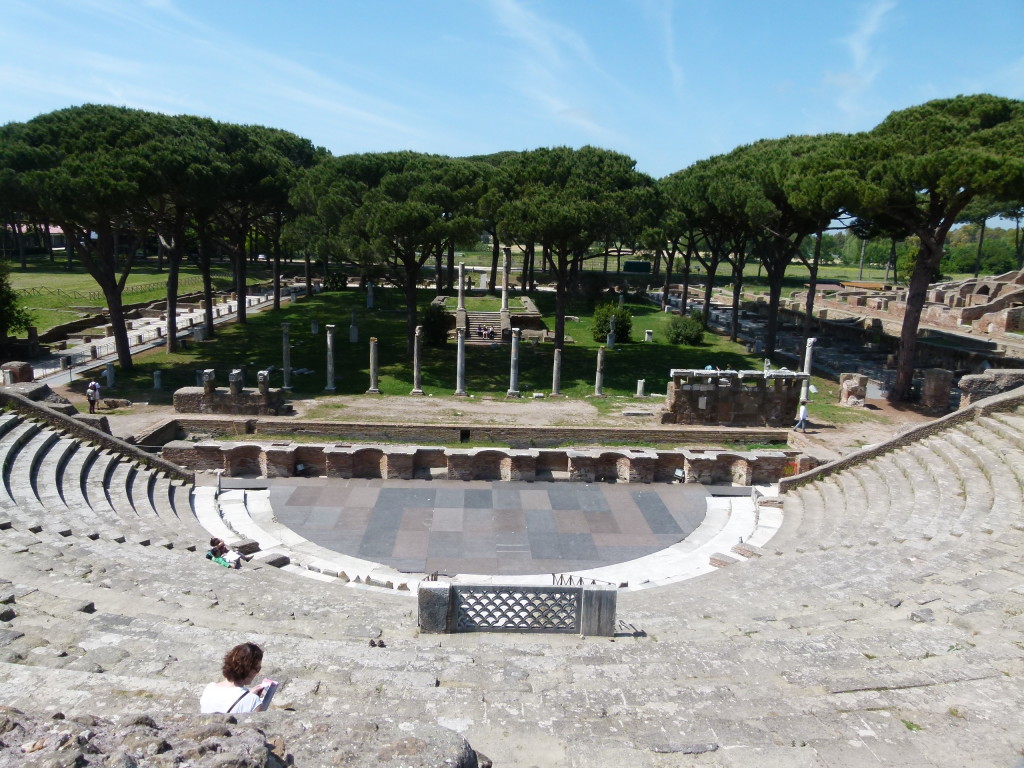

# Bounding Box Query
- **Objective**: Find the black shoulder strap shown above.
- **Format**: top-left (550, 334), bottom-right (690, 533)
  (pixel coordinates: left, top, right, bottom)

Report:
top-left (226, 689), bottom-right (250, 713)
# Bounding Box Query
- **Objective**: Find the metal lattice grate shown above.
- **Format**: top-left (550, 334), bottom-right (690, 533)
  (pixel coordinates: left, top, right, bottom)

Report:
top-left (453, 586), bottom-right (581, 633)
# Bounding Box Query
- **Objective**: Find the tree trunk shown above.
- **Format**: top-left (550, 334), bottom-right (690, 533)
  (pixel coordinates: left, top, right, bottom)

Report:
top-left (730, 265), bottom-right (743, 343)
top-left (15, 222), bottom-right (26, 269)
top-left (404, 261), bottom-right (420, 357)
top-left (660, 248), bottom-right (674, 309)
top-left (43, 222), bottom-right (54, 262)
top-left (234, 234), bottom-right (248, 325)
top-left (273, 213), bottom-right (283, 310)
top-left (526, 242), bottom-right (536, 288)
top-left (488, 231), bottom-right (500, 296)
top-left (197, 222), bottom-right (216, 338)
top-left (446, 241), bottom-right (455, 291)
top-left (802, 232), bottom-right (821, 346)
top-left (304, 251), bottom-right (312, 298)
top-left (973, 219), bottom-right (986, 278)
top-left (165, 216), bottom-right (186, 353)
top-left (891, 238), bottom-right (943, 401)
top-left (435, 249), bottom-right (444, 296)
top-left (680, 247), bottom-right (692, 315)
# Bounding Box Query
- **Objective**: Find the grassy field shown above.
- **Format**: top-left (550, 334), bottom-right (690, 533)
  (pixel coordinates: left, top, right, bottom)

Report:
top-left (101, 285), bottom-right (780, 405)
top-left (8, 254), bottom-right (294, 332)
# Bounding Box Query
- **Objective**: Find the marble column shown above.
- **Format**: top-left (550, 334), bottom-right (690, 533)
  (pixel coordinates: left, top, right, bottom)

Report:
top-left (551, 348), bottom-right (563, 397)
top-left (411, 325), bottom-right (425, 395)
top-left (325, 324), bottom-right (336, 392)
top-left (501, 248), bottom-right (510, 312)
top-left (349, 309), bottom-right (358, 343)
top-left (104, 362), bottom-right (115, 388)
top-left (367, 281), bottom-right (374, 309)
top-left (366, 337), bottom-right (381, 394)
top-left (457, 263), bottom-right (466, 311)
top-left (636, 379), bottom-right (645, 397)
top-left (281, 323), bottom-right (292, 390)
top-left (607, 314), bottom-right (616, 350)
top-left (507, 328), bottom-right (522, 398)
top-left (454, 327), bottom-right (467, 396)
top-left (594, 346), bottom-right (606, 397)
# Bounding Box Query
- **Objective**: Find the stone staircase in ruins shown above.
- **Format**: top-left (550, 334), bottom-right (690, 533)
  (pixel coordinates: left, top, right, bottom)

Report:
top-left (0, 386), bottom-right (1023, 766)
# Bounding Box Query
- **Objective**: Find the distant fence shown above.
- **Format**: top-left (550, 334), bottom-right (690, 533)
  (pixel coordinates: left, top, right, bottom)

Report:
top-left (16, 276), bottom-right (205, 304)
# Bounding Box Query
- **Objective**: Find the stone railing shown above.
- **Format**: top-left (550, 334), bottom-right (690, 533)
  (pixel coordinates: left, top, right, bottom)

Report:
top-left (418, 582), bottom-right (617, 636)
top-left (0, 386), bottom-right (195, 484)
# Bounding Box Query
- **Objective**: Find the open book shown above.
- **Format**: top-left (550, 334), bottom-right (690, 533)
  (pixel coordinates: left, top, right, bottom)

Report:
top-left (257, 679), bottom-right (278, 710)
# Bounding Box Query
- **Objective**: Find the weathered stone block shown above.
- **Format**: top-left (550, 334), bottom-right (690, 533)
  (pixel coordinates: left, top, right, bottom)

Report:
top-left (418, 583), bottom-right (451, 633)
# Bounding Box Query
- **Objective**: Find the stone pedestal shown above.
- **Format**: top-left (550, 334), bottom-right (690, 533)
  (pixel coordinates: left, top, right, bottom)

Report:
top-left (839, 373), bottom-right (868, 406)
top-left (228, 368), bottom-right (244, 396)
top-left (923, 368), bottom-right (953, 413)
top-left (202, 369), bottom-right (216, 395)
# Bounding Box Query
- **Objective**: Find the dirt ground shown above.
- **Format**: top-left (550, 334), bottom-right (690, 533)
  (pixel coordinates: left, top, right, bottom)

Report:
top-left (61, 384), bottom-right (938, 463)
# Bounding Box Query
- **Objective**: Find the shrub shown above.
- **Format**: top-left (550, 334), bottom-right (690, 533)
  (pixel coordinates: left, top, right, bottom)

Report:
top-left (666, 310), bottom-right (705, 346)
top-left (420, 302), bottom-right (450, 346)
top-left (591, 303), bottom-right (633, 343)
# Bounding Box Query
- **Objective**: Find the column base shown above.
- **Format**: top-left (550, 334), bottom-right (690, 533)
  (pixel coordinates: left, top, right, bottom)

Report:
top-left (324, 387), bottom-right (336, 393)
top-left (506, 390), bottom-right (521, 398)
top-left (410, 389), bottom-right (425, 396)
top-left (365, 388), bottom-right (381, 394)
top-left (453, 390), bottom-right (468, 397)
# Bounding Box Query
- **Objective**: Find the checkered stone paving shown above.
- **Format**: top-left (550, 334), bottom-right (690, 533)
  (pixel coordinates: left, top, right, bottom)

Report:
top-left (268, 477), bottom-right (709, 576)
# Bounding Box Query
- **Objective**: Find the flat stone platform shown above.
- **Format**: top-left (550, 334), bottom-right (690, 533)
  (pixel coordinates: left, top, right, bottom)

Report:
top-left (262, 477), bottom-right (709, 576)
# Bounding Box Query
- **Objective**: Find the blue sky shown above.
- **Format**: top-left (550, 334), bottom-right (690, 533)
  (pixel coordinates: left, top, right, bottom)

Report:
top-left (2, 0), bottom-right (1022, 178)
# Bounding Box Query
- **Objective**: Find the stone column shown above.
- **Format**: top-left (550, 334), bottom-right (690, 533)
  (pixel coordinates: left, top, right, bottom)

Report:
top-left (325, 324), bottom-right (336, 392)
top-left (411, 325), bottom-right (425, 395)
top-left (104, 362), bottom-right (115, 389)
top-left (551, 348), bottom-right (563, 397)
top-left (607, 314), bottom-right (616, 350)
top-left (366, 337), bottom-right (381, 394)
top-left (457, 262), bottom-right (466, 312)
top-left (507, 327), bottom-right (522, 398)
top-left (349, 309), bottom-right (358, 343)
top-left (636, 379), bottom-right (645, 397)
top-left (799, 336), bottom-right (816, 405)
top-left (281, 322), bottom-right (292, 390)
top-left (501, 248), bottom-right (510, 313)
top-left (153, 370), bottom-right (162, 390)
top-left (229, 368), bottom-right (244, 396)
top-left (594, 346), bottom-right (606, 397)
top-left (311, 318), bottom-right (319, 335)
top-left (367, 281), bottom-right (374, 310)
top-left (454, 327), bottom-right (467, 396)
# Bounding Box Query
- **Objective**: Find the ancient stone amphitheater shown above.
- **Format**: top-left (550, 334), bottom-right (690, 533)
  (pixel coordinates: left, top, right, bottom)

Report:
top-left (1, 385), bottom-right (1023, 767)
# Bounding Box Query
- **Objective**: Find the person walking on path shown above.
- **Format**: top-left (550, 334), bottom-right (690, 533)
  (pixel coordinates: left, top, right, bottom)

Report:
top-left (86, 379), bottom-right (100, 414)
top-left (794, 399), bottom-right (810, 433)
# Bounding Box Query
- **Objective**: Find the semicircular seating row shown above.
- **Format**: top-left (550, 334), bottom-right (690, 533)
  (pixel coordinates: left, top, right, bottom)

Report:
top-left (1, 401), bottom-right (1023, 766)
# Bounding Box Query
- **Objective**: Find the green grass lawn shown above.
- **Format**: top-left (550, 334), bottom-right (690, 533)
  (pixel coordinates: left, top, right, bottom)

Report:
top-left (106, 286), bottom-right (770, 404)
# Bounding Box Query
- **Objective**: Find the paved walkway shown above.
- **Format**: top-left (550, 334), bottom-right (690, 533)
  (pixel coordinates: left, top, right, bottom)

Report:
top-left (267, 477), bottom-right (709, 577)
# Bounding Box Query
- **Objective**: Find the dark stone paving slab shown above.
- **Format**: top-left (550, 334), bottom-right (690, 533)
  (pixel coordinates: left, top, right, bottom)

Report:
top-left (270, 478), bottom-right (710, 576)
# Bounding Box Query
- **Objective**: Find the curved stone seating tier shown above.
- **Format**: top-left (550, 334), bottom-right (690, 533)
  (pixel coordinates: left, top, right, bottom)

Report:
top-left (1, 396), bottom-right (1023, 765)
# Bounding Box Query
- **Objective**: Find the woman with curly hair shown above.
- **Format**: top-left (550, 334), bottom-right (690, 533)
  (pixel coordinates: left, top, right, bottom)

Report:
top-left (199, 643), bottom-right (272, 714)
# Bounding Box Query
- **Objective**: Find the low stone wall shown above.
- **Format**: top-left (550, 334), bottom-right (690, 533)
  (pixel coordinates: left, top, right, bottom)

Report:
top-left (172, 386), bottom-right (288, 416)
top-left (958, 368), bottom-right (1024, 407)
top-left (161, 439), bottom-right (803, 485)
top-left (164, 416), bottom-right (787, 448)
top-left (662, 369), bottom-right (808, 427)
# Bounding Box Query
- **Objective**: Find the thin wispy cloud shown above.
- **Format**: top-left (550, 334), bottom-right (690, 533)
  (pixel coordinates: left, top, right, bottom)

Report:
top-left (824, 0), bottom-right (895, 119)
top-left (639, 0), bottom-right (685, 96)
top-left (485, 0), bottom-right (621, 141)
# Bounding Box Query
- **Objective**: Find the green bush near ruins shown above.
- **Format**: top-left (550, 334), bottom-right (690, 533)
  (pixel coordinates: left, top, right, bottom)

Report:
top-left (110, 285), bottom-right (760, 404)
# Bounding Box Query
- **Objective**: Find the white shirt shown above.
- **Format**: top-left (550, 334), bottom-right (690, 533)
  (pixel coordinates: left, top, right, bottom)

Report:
top-left (798, 404), bottom-right (808, 420)
top-left (199, 683), bottom-right (261, 714)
